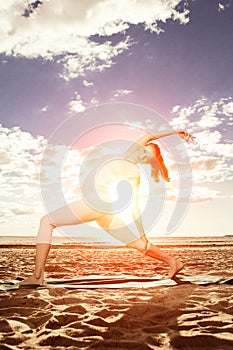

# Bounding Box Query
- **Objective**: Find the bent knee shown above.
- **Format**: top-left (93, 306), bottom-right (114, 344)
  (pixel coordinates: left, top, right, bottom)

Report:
top-left (40, 215), bottom-right (57, 229)
top-left (126, 238), bottom-right (148, 252)
top-left (96, 214), bottom-right (113, 231)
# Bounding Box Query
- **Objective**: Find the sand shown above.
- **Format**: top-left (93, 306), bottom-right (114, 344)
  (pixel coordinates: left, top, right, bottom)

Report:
top-left (0, 246), bottom-right (233, 349)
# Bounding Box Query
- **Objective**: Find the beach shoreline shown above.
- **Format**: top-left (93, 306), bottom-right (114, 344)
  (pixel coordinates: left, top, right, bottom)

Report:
top-left (0, 235), bottom-right (233, 249)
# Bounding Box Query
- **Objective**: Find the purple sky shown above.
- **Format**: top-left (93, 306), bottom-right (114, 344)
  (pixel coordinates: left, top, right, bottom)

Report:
top-left (0, 0), bottom-right (232, 138)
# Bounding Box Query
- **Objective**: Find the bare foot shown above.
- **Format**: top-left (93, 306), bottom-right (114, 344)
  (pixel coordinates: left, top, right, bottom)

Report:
top-left (167, 257), bottom-right (184, 279)
top-left (19, 272), bottom-right (44, 285)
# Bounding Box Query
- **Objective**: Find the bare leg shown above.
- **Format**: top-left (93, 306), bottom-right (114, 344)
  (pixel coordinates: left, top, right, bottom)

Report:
top-left (20, 214), bottom-right (55, 284)
top-left (145, 243), bottom-right (184, 279)
top-left (20, 199), bottom-right (104, 285)
top-left (127, 239), bottom-right (184, 279)
top-left (20, 243), bottom-right (51, 285)
top-left (97, 216), bottom-right (183, 279)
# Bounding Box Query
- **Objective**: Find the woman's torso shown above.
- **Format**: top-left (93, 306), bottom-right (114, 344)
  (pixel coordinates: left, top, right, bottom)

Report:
top-left (80, 156), bottom-right (140, 210)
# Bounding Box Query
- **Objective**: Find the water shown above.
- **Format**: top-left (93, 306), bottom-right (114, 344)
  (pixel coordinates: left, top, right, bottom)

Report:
top-left (0, 235), bottom-right (232, 247)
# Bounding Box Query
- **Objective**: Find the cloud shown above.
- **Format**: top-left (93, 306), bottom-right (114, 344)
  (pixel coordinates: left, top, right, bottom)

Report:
top-left (113, 89), bottom-right (133, 97)
top-left (0, 124), bottom-right (48, 225)
top-left (68, 94), bottom-right (86, 113)
top-left (68, 93), bottom-right (100, 114)
top-left (10, 206), bottom-right (35, 216)
top-left (59, 37), bottom-right (132, 80)
top-left (0, 149), bottom-right (13, 165)
top-left (218, 3), bottom-right (225, 11)
top-left (166, 190), bottom-right (220, 203)
top-left (0, 0), bottom-right (189, 79)
top-left (57, 37), bottom-right (131, 81)
top-left (41, 105), bottom-right (48, 112)
top-left (0, 124), bottom-right (87, 226)
top-left (218, 1), bottom-right (232, 12)
top-left (171, 97), bottom-right (233, 131)
top-left (222, 101), bottom-right (233, 116)
top-left (0, 201), bottom-right (35, 225)
top-left (0, 124), bottom-right (46, 187)
top-left (83, 80), bottom-right (94, 87)
top-left (90, 97), bottom-right (99, 106)
top-left (192, 156), bottom-right (221, 171)
top-left (170, 97), bottom-right (233, 196)
top-left (191, 186), bottom-right (224, 202)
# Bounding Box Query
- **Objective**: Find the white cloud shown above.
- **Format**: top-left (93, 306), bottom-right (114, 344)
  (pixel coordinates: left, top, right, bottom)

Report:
top-left (165, 186), bottom-right (221, 203)
top-left (0, 0), bottom-right (189, 79)
top-left (0, 126), bottom-right (45, 184)
top-left (191, 186), bottom-right (223, 202)
top-left (170, 97), bottom-right (233, 197)
top-left (0, 149), bottom-right (13, 165)
top-left (222, 102), bottom-right (233, 116)
top-left (113, 88), bottom-right (133, 97)
top-left (196, 112), bottom-right (222, 129)
top-left (4, 202), bottom-right (35, 216)
top-left (83, 80), bottom-right (94, 87)
top-left (68, 93), bottom-right (100, 114)
top-left (90, 97), bottom-right (99, 106)
top-left (0, 125), bottom-right (46, 158)
top-left (172, 105), bottom-right (180, 113)
top-left (191, 155), bottom-right (233, 183)
top-left (68, 94), bottom-right (86, 113)
top-left (170, 96), bottom-right (233, 132)
top-left (59, 38), bottom-right (131, 80)
top-left (41, 105), bottom-right (48, 112)
top-left (0, 124), bottom-right (47, 225)
top-left (0, 124), bottom-right (87, 229)
top-left (218, 2), bottom-right (225, 12)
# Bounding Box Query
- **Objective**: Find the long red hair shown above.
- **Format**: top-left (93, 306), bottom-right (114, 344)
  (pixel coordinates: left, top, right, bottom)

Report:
top-left (146, 143), bottom-right (170, 183)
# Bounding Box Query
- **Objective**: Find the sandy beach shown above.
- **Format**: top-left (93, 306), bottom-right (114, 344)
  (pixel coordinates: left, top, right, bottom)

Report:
top-left (0, 245), bottom-right (233, 349)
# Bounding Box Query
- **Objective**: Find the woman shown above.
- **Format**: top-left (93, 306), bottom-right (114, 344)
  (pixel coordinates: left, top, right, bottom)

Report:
top-left (20, 129), bottom-right (195, 285)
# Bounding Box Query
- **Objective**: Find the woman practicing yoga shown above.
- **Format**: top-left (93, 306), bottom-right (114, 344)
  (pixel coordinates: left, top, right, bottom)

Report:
top-left (20, 129), bottom-right (195, 285)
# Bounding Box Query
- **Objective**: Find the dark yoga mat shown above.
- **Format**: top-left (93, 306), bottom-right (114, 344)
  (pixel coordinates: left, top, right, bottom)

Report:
top-left (0, 274), bottom-right (233, 291)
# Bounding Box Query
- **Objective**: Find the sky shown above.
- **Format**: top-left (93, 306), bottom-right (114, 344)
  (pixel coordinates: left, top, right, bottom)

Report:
top-left (0, 0), bottom-right (232, 241)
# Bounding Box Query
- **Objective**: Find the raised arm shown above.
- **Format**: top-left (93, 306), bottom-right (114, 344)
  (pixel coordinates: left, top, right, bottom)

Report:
top-left (126, 129), bottom-right (195, 155)
top-left (136, 129), bottom-right (195, 145)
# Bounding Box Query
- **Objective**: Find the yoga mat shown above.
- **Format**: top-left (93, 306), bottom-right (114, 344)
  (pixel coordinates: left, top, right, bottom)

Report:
top-left (0, 274), bottom-right (233, 291)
